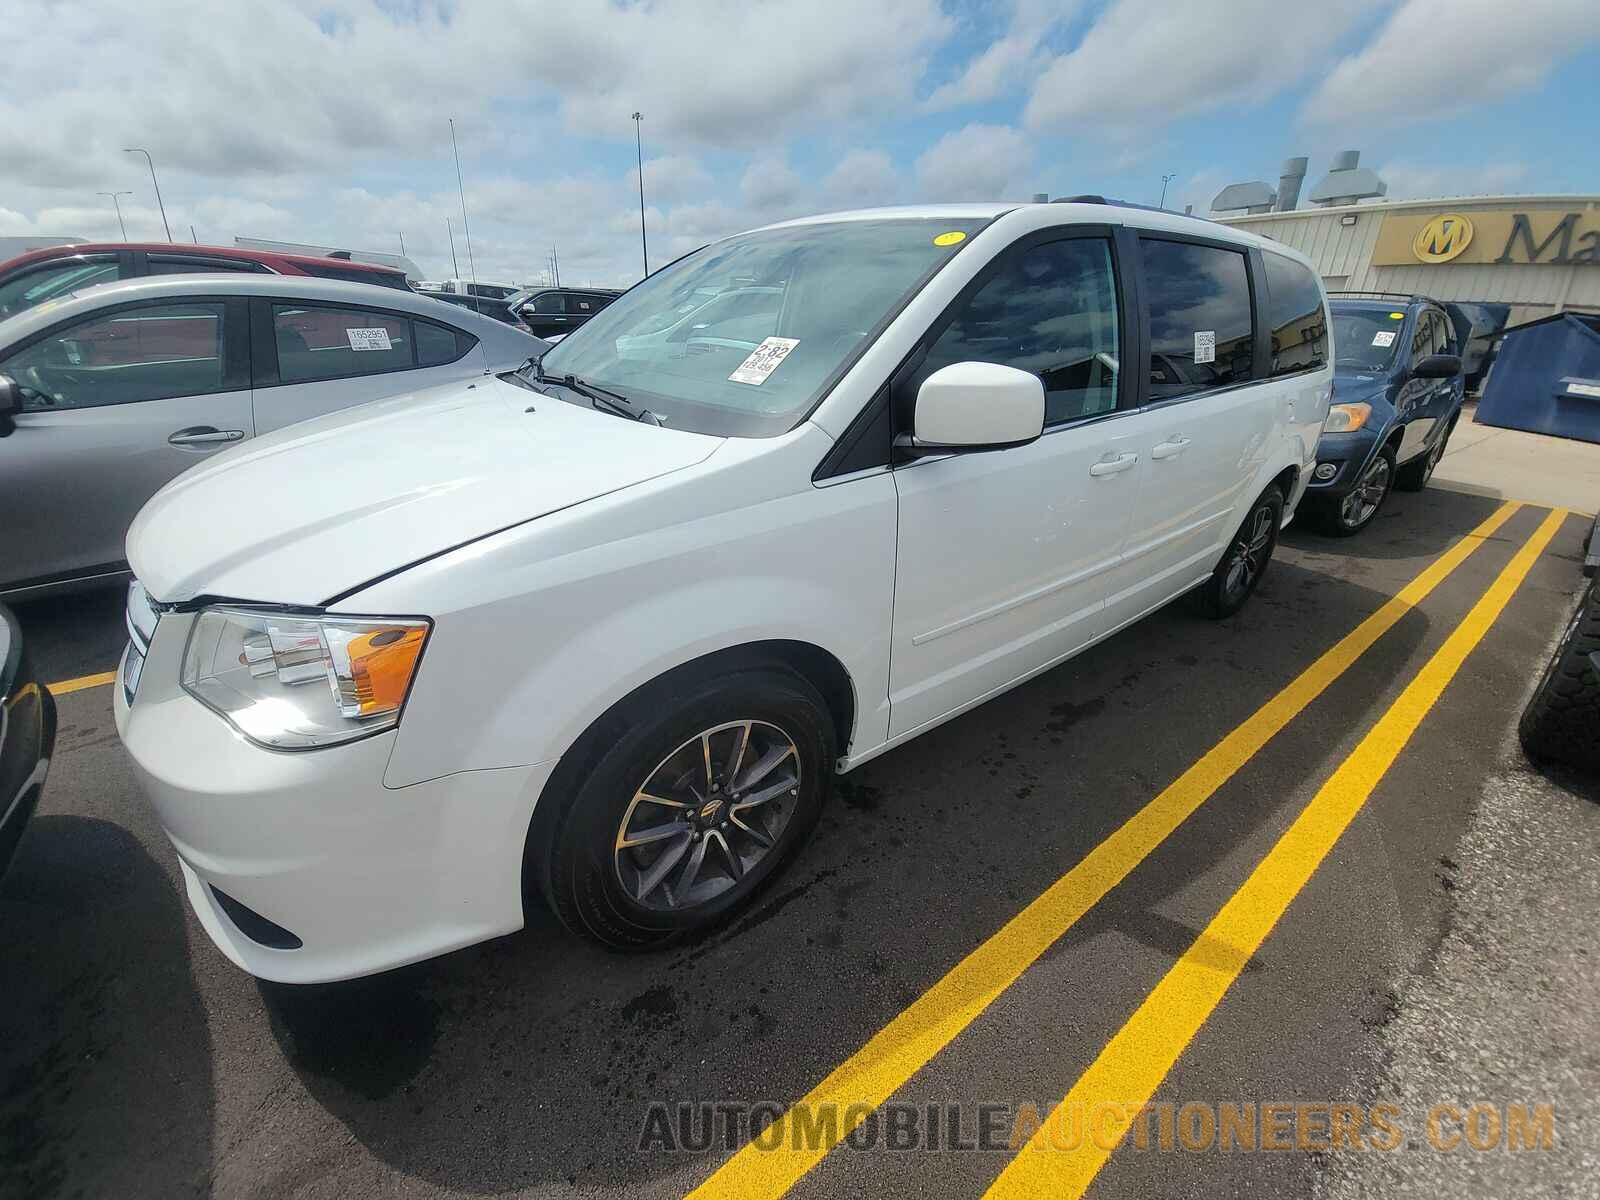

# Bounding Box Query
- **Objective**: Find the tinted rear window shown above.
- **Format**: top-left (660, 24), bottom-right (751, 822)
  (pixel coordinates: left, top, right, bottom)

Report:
top-left (1140, 238), bottom-right (1255, 400)
top-left (1262, 252), bottom-right (1328, 376)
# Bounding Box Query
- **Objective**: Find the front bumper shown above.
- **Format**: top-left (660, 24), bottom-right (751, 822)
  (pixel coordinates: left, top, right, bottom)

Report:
top-left (1304, 429), bottom-right (1382, 500)
top-left (114, 605), bottom-right (554, 984)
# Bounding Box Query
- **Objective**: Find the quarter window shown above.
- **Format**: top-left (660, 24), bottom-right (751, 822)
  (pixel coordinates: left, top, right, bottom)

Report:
top-left (1262, 253), bottom-right (1328, 376)
top-left (3, 302), bottom-right (227, 411)
top-left (1140, 239), bottom-right (1254, 400)
top-left (415, 320), bottom-right (469, 367)
top-left (272, 304), bottom-right (411, 382)
top-left (920, 238), bottom-right (1121, 425)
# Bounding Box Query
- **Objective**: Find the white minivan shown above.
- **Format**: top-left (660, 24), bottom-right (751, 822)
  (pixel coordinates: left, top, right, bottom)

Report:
top-left (114, 202), bottom-right (1332, 982)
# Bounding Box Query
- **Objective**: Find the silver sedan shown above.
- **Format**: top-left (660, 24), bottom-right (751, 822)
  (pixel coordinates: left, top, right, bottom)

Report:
top-left (0, 274), bottom-right (546, 600)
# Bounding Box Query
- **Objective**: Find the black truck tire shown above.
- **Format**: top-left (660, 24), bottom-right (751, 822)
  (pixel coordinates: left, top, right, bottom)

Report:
top-left (1518, 576), bottom-right (1600, 775)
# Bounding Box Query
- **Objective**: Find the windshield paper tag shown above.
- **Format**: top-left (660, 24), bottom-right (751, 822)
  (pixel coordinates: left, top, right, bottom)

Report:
top-left (1193, 330), bottom-right (1216, 364)
top-left (347, 327), bottom-right (392, 351)
top-left (1372, 330), bottom-right (1397, 347)
top-left (729, 337), bottom-right (799, 386)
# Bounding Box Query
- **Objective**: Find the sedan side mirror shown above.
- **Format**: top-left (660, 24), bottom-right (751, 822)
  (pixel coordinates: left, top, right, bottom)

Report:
top-left (897, 361), bottom-right (1045, 457)
top-left (1412, 353), bottom-right (1461, 379)
top-left (0, 373), bottom-right (20, 438)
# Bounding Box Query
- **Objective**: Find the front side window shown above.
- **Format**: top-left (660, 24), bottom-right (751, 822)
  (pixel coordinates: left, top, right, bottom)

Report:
top-left (537, 217), bottom-right (987, 437)
top-left (1141, 239), bottom-right (1254, 400)
top-left (918, 237), bottom-right (1121, 425)
top-left (1262, 253), bottom-right (1328, 377)
top-left (145, 256), bottom-right (270, 276)
top-left (272, 304), bottom-right (411, 382)
top-left (3, 302), bottom-right (226, 411)
top-left (0, 258), bottom-right (123, 319)
top-left (529, 291), bottom-right (564, 315)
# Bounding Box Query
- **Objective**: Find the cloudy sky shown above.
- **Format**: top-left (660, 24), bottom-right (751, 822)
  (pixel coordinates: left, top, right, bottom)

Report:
top-left (4, 0), bottom-right (1598, 287)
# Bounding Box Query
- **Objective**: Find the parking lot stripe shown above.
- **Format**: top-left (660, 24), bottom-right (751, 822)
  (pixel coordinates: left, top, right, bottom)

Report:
top-left (685, 500), bottom-right (1523, 1200)
top-left (982, 506), bottom-right (1567, 1200)
top-left (46, 670), bottom-right (119, 696)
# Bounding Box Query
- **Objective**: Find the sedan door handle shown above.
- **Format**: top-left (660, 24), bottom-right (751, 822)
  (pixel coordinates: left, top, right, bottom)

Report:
top-left (1088, 451), bottom-right (1139, 477)
top-left (1151, 436), bottom-right (1191, 460)
top-left (168, 426), bottom-right (245, 446)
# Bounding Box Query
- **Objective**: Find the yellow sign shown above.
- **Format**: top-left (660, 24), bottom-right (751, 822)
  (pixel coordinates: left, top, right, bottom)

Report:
top-left (1412, 213), bottom-right (1474, 263)
top-left (933, 231), bottom-right (966, 246)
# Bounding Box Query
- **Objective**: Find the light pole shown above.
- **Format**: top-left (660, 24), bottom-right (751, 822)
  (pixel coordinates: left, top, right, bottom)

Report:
top-left (124, 148), bottom-right (172, 241)
top-left (632, 111), bottom-right (649, 277)
top-left (1159, 173), bottom-right (1176, 210)
top-left (96, 190), bottom-right (132, 239)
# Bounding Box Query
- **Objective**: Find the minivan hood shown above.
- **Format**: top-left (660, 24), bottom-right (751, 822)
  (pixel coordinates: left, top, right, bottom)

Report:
top-left (128, 377), bottom-right (722, 603)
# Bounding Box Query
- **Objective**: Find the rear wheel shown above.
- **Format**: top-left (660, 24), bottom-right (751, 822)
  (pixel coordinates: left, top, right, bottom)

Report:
top-left (1519, 577), bottom-right (1600, 776)
top-left (1396, 416), bottom-right (1455, 492)
top-left (1192, 486), bottom-right (1283, 619)
top-left (1314, 446), bottom-right (1394, 537)
top-left (537, 666), bottom-right (834, 948)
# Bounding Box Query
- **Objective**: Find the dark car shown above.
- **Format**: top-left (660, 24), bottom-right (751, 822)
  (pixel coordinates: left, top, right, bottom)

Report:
top-left (1302, 293), bottom-right (1465, 536)
top-left (1, 604), bottom-right (55, 877)
top-left (1519, 511), bottom-right (1600, 774)
top-left (508, 287), bottom-right (622, 339)
top-left (0, 242), bottom-right (412, 321)
top-left (421, 289), bottom-right (527, 328)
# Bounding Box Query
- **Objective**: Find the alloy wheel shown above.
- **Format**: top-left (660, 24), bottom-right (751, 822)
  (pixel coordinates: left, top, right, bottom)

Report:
top-left (1223, 502), bottom-right (1275, 601)
top-left (613, 720), bottom-right (802, 912)
top-left (1340, 456), bottom-right (1391, 529)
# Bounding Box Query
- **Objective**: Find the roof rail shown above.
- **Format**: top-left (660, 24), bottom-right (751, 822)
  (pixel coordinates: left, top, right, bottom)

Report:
top-left (1327, 290), bottom-right (1436, 305)
top-left (1051, 194), bottom-right (1214, 219)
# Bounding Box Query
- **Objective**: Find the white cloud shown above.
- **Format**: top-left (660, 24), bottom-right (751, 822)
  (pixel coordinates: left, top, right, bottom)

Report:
top-left (1024, 0), bottom-right (1378, 136)
top-left (629, 156), bottom-right (715, 206)
top-left (923, 0), bottom-right (1079, 112)
top-left (739, 155), bottom-right (808, 217)
top-left (1376, 161), bottom-right (1531, 201)
top-left (1302, 0), bottom-right (1600, 127)
top-left (914, 124), bottom-right (1033, 201)
top-left (822, 149), bottom-right (902, 208)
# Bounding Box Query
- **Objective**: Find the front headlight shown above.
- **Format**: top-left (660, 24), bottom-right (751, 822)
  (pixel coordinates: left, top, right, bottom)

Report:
top-left (1323, 402), bottom-right (1373, 433)
top-left (181, 607), bottom-right (430, 749)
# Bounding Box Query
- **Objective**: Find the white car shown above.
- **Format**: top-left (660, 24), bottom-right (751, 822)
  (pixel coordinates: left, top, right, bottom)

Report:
top-left (114, 202), bottom-right (1332, 983)
top-left (0, 274), bottom-right (545, 600)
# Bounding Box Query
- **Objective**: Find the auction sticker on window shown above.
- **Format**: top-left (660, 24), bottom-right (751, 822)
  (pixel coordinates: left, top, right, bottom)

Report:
top-left (1194, 330), bottom-right (1216, 364)
top-left (1372, 330), bottom-right (1397, 348)
top-left (347, 327), bottom-right (392, 351)
top-left (729, 337), bottom-right (800, 386)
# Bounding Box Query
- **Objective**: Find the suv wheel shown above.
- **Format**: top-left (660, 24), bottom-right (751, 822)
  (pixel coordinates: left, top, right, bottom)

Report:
top-left (536, 666), bottom-right (834, 947)
top-left (1396, 416), bottom-right (1455, 492)
top-left (1317, 446), bottom-right (1394, 537)
top-left (1192, 485), bottom-right (1283, 618)
top-left (1519, 577), bottom-right (1600, 776)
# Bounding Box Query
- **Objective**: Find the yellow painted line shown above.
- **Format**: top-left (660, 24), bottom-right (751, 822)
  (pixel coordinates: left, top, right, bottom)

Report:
top-left (985, 506), bottom-right (1568, 1199)
top-left (686, 500), bottom-right (1523, 1200)
top-left (46, 670), bottom-right (118, 696)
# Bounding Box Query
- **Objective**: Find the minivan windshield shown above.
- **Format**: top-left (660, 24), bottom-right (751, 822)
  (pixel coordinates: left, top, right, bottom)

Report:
top-left (1332, 305), bottom-right (1408, 374)
top-left (531, 217), bottom-right (987, 437)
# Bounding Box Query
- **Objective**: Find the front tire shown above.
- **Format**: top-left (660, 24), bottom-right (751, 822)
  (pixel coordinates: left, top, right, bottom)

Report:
top-left (1192, 485), bottom-right (1283, 619)
top-left (1519, 577), bottom-right (1600, 776)
top-left (1314, 445), bottom-right (1395, 537)
top-left (537, 666), bottom-right (835, 948)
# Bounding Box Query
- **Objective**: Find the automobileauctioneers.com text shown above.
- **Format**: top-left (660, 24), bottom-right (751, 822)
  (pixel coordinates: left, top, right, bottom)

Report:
top-left (638, 1099), bottom-right (1555, 1155)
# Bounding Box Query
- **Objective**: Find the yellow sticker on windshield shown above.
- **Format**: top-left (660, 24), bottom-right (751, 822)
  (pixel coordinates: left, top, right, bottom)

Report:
top-left (1389, 311), bottom-right (1406, 319)
top-left (933, 231), bottom-right (966, 246)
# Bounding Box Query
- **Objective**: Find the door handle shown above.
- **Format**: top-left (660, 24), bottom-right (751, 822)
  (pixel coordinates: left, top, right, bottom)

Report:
top-left (168, 427), bottom-right (245, 446)
top-left (1088, 451), bottom-right (1139, 477)
top-left (1151, 436), bottom-right (1191, 460)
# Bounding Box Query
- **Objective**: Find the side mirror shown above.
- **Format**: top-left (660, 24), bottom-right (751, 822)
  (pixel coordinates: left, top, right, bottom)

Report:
top-left (1412, 353), bottom-right (1461, 379)
top-left (897, 362), bottom-right (1045, 456)
top-left (0, 373), bottom-right (20, 438)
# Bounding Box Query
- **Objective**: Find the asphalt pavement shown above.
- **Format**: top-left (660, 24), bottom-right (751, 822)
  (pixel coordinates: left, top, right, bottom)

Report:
top-left (3, 485), bottom-right (1596, 1200)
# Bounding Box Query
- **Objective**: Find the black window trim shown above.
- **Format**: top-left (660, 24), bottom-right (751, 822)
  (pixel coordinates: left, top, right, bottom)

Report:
top-left (249, 297), bottom-right (476, 388)
top-left (1, 294), bottom-right (251, 410)
top-left (1129, 231), bottom-right (1267, 415)
top-left (142, 252), bottom-right (276, 276)
top-left (1257, 247), bottom-right (1330, 383)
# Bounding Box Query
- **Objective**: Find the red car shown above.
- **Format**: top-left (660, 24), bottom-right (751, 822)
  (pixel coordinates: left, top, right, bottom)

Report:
top-left (0, 243), bottom-right (410, 321)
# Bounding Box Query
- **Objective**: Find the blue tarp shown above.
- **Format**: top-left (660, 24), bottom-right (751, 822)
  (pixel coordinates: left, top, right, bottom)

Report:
top-left (1477, 312), bottom-right (1600, 444)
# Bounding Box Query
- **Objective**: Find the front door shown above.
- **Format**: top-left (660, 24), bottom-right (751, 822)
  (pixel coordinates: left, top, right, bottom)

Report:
top-left (0, 298), bottom-right (252, 589)
top-left (889, 231), bottom-right (1139, 739)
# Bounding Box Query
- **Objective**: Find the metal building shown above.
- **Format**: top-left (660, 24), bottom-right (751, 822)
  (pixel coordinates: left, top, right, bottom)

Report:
top-left (1215, 195), bottom-right (1600, 325)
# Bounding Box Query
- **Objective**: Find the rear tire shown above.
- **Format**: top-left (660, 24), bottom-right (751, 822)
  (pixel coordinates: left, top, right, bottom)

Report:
top-left (1192, 486), bottom-right (1283, 619)
top-left (535, 666), bottom-right (835, 948)
top-left (1396, 416), bottom-right (1454, 492)
top-left (1518, 577), bottom-right (1600, 776)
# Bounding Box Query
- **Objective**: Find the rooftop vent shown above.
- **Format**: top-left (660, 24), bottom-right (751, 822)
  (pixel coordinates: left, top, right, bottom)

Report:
top-left (1307, 151), bottom-right (1386, 207)
top-left (1276, 157), bottom-right (1308, 212)
top-left (1210, 181), bottom-right (1278, 214)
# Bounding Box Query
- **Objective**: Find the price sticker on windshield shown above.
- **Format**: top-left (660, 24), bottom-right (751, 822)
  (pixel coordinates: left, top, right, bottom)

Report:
top-left (347, 327), bottom-right (392, 352)
top-left (1372, 330), bottom-right (1397, 347)
top-left (729, 337), bottom-right (800, 386)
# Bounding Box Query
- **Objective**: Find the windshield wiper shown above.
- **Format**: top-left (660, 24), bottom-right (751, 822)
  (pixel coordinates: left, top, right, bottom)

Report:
top-left (532, 362), bottom-right (664, 425)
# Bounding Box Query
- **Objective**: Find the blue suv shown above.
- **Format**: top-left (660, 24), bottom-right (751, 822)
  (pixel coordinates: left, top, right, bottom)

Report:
top-left (1304, 294), bottom-right (1465, 536)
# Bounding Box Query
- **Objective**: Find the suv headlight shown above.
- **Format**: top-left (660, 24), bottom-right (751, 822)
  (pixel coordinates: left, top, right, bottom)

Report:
top-left (181, 607), bottom-right (430, 749)
top-left (1323, 402), bottom-right (1372, 433)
